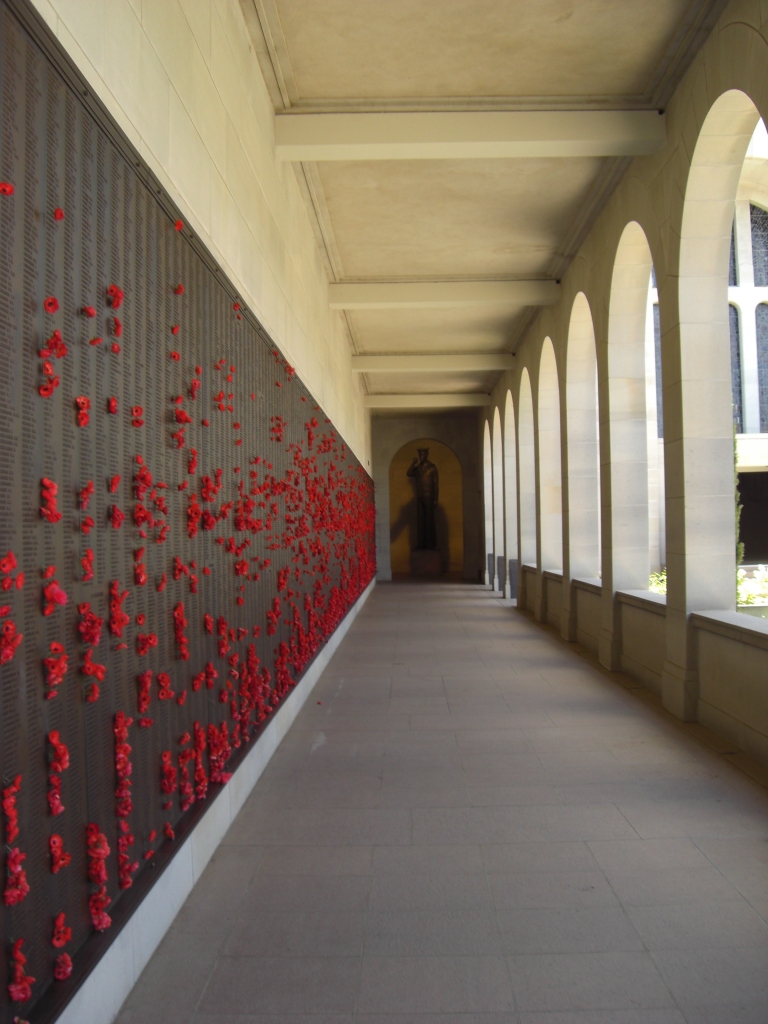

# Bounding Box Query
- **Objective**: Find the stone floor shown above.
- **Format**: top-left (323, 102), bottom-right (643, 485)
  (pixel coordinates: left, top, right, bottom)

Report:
top-left (116, 582), bottom-right (768, 1024)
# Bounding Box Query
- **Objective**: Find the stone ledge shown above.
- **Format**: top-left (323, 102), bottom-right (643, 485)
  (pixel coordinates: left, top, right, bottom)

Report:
top-left (617, 588), bottom-right (667, 615)
top-left (691, 608), bottom-right (768, 652)
top-left (572, 576), bottom-right (602, 596)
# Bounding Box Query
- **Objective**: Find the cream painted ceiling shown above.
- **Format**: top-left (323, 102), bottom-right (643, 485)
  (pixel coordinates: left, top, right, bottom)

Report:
top-left (242, 0), bottom-right (728, 403)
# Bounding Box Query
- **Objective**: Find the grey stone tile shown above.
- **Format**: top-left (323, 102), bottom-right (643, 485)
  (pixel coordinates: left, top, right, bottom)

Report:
top-left (233, 873), bottom-right (370, 912)
top-left (413, 804), bottom-right (637, 845)
top-left (481, 842), bottom-right (599, 874)
top-left (626, 901), bottom-right (768, 949)
top-left (468, 784), bottom-right (564, 806)
top-left (497, 906), bottom-right (644, 954)
top-left (372, 843), bottom-right (483, 874)
top-left (369, 871), bottom-right (493, 911)
top-left (223, 910), bottom-right (365, 957)
top-left (364, 909), bottom-right (502, 955)
top-left (605, 866), bottom-right (745, 906)
top-left (192, 1017), bottom-right (354, 1024)
top-left (517, 1013), bottom-right (687, 1024)
top-left (357, 956), bottom-right (515, 1013)
top-left (229, 807), bottom-right (411, 846)
top-left (508, 952), bottom-right (675, 1011)
top-left (616, 799), bottom-right (768, 839)
top-left (199, 956), bottom-right (361, 1014)
top-left (587, 838), bottom-right (712, 874)
top-left (256, 845), bottom-right (373, 876)
top-left (650, 947), bottom-right (768, 1007)
top-left (489, 870), bottom-right (619, 909)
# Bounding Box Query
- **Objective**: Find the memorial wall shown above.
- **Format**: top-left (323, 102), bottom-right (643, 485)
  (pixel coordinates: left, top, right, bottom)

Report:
top-left (0, 5), bottom-right (375, 1020)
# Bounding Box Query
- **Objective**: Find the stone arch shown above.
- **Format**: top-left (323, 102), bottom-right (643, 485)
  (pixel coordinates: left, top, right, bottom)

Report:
top-left (518, 368), bottom-right (536, 575)
top-left (606, 222), bottom-right (656, 589)
top-left (503, 390), bottom-right (518, 599)
top-left (483, 418), bottom-right (493, 585)
top-left (492, 405), bottom-right (504, 592)
top-left (565, 292), bottom-right (600, 581)
top-left (664, 87), bottom-right (762, 718)
top-left (538, 338), bottom-right (563, 573)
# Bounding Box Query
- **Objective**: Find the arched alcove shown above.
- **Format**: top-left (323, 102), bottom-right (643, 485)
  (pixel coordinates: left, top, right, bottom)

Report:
top-left (492, 406), bottom-right (504, 592)
top-left (565, 293), bottom-right (600, 580)
top-left (519, 370), bottom-right (536, 569)
top-left (538, 338), bottom-right (563, 571)
top-left (389, 437), bottom-right (464, 577)
top-left (677, 90), bottom-right (761, 614)
top-left (483, 420), bottom-right (493, 584)
top-left (504, 390), bottom-right (519, 599)
top-left (607, 221), bottom-right (656, 595)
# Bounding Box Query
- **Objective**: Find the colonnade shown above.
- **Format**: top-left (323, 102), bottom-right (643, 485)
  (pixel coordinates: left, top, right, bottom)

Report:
top-left (476, 19), bottom-right (768, 764)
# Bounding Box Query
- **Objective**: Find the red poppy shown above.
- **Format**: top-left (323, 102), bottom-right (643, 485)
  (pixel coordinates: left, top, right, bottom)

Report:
top-left (174, 283), bottom-right (184, 295)
top-left (107, 396), bottom-right (118, 414)
top-left (0, 181), bottom-right (15, 195)
top-left (43, 296), bottom-right (59, 314)
top-left (53, 207), bottom-right (64, 220)
top-left (89, 336), bottom-right (103, 346)
top-left (82, 305), bottom-right (96, 318)
top-left (111, 342), bottom-right (121, 354)
top-left (106, 284), bottom-right (124, 308)
top-left (54, 954), bottom-right (72, 981)
top-left (174, 219), bottom-right (184, 231)
top-left (170, 351), bottom-right (180, 361)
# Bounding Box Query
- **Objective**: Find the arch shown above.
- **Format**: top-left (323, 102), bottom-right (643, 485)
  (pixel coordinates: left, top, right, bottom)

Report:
top-left (565, 293), bottom-right (600, 580)
top-left (492, 406), bottom-right (504, 591)
top-left (503, 390), bottom-right (519, 599)
top-left (518, 369), bottom-right (536, 571)
top-left (388, 438), bottom-right (464, 577)
top-left (677, 90), bottom-right (760, 615)
top-left (538, 338), bottom-right (563, 571)
top-left (606, 221), bottom-right (655, 596)
top-left (483, 419), bottom-right (493, 585)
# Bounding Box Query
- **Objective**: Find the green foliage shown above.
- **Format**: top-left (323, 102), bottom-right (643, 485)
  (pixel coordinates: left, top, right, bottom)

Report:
top-left (649, 569), bottom-right (667, 594)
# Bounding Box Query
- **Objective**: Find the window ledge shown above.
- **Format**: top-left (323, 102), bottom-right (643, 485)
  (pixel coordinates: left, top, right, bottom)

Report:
top-left (691, 609), bottom-right (768, 652)
top-left (543, 569), bottom-right (563, 581)
top-left (573, 577), bottom-right (602, 596)
top-left (617, 589), bottom-right (667, 615)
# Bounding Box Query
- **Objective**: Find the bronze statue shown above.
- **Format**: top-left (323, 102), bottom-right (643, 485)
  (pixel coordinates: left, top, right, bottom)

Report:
top-left (407, 448), bottom-right (439, 550)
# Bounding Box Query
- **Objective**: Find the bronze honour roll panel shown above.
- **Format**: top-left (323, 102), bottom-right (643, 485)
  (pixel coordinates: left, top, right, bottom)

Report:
top-left (0, 4), bottom-right (375, 1022)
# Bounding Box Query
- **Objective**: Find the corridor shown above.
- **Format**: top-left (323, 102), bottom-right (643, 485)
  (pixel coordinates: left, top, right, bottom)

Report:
top-left (117, 583), bottom-right (768, 1023)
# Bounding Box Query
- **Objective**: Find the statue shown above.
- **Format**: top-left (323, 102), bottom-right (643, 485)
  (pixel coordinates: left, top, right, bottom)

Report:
top-left (407, 448), bottom-right (439, 550)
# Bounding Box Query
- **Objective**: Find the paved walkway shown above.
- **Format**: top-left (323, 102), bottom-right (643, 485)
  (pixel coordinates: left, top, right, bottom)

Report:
top-left (117, 582), bottom-right (768, 1024)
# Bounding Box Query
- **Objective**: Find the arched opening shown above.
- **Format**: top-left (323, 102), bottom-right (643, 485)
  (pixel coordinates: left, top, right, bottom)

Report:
top-left (538, 338), bottom-right (563, 571)
top-left (483, 420), bottom-right (493, 584)
top-left (677, 89), bottom-right (761, 619)
top-left (492, 406), bottom-right (504, 592)
top-left (389, 438), bottom-right (464, 578)
top-left (565, 293), bottom-right (600, 580)
top-left (606, 221), bottom-right (657, 597)
top-left (504, 390), bottom-right (519, 599)
top-left (519, 368), bottom-right (536, 569)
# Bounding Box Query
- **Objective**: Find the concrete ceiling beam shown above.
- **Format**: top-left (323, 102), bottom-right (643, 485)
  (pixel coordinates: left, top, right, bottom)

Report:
top-left (329, 280), bottom-right (559, 309)
top-left (275, 110), bottom-right (665, 161)
top-left (364, 393), bottom-right (491, 409)
top-left (352, 353), bottom-right (514, 372)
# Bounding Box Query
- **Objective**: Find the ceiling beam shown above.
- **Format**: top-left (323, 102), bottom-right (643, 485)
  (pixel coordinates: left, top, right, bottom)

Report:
top-left (329, 280), bottom-right (559, 309)
top-left (364, 393), bottom-right (491, 409)
top-left (275, 110), bottom-right (665, 161)
top-left (352, 353), bottom-right (514, 372)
